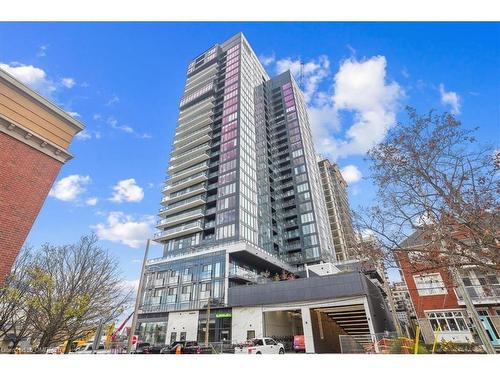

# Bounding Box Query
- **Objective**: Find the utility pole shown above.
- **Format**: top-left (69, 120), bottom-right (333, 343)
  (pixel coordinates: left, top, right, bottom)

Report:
top-left (127, 239), bottom-right (151, 353)
top-left (450, 267), bottom-right (495, 354)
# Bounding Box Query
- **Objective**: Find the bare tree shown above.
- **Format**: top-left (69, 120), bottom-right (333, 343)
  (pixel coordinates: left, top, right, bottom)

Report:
top-left (0, 246), bottom-right (34, 351)
top-left (25, 234), bottom-right (132, 352)
top-left (356, 107), bottom-right (499, 272)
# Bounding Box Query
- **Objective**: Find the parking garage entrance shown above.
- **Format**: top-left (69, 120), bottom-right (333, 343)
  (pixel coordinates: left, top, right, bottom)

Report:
top-left (310, 304), bottom-right (371, 353)
top-left (263, 310), bottom-right (304, 352)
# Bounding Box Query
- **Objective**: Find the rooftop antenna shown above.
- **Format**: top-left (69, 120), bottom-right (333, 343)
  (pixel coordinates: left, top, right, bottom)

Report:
top-left (299, 61), bottom-right (305, 90)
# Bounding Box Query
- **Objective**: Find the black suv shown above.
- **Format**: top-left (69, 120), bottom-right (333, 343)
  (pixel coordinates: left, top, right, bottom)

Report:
top-left (160, 341), bottom-right (204, 354)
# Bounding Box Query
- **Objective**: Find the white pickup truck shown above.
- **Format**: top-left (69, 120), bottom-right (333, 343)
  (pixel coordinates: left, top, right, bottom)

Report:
top-left (234, 338), bottom-right (285, 354)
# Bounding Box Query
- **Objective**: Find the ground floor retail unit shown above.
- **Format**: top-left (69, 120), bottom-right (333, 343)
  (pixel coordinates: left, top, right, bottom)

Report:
top-left (137, 271), bottom-right (395, 353)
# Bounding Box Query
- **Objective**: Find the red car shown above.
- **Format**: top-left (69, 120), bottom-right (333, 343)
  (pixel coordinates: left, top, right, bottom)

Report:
top-left (293, 335), bottom-right (305, 352)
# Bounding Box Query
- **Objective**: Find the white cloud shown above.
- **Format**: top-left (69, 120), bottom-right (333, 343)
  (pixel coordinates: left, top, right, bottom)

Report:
top-left (341, 164), bottom-right (362, 184)
top-left (36, 44), bottom-right (49, 58)
top-left (106, 94), bottom-right (120, 106)
top-left (75, 129), bottom-right (101, 141)
top-left (93, 113), bottom-right (102, 121)
top-left (439, 83), bottom-right (461, 114)
top-left (313, 56), bottom-right (404, 159)
top-left (67, 111), bottom-right (80, 118)
top-left (0, 62), bottom-right (56, 96)
top-left (85, 197), bottom-right (98, 206)
top-left (110, 178), bottom-right (144, 203)
top-left (276, 55), bottom-right (330, 103)
top-left (93, 211), bottom-right (153, 248)
top-left (259, 53), bottom-right (275, 66)
top-left (49, 175), bottom-right (91, 202)
top-left (61, 77), bottom-right (76, 88)
top-left (106, 116), bottom-right (152, 139)
top-left (269, 53), bottom-right (403, 160)
top-left (75, 129), bottom-right (91, 140)
top-left (121, 279), bottom-right (140, 293)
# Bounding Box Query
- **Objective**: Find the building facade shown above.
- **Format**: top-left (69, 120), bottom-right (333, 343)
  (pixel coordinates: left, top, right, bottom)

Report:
top-left (135, 33), bottom-right (393, 352)
top-left (397, 231), bottom-right (500, 348)
top-left (317, 159), bottom-right (356, 261)
top-left (0, 68), bottom-right (84, 285)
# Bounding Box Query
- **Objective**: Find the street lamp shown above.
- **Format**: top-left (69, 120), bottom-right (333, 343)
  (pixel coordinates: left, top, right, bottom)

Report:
top-left (127, 239), bottom-right (151, 353)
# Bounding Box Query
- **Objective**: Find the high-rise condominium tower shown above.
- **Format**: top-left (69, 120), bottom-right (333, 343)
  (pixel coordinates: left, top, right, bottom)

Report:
top-left (136, 33), bottom-right (340, 344)
top-left (317, 159), bottom-right (357, 261)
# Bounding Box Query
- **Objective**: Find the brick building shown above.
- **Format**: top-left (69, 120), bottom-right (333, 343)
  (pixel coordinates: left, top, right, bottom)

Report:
top-left (0, 68), bottom-right (84, 285)
top-left (397, 230), bottom-right (500, 348)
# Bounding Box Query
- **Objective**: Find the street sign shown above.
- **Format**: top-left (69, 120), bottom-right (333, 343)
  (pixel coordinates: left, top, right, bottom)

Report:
top-left (131, 335), bottom-right (138, 351)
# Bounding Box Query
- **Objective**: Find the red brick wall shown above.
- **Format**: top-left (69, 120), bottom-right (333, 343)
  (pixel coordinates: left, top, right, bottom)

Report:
top-left (397, 252), bottom-right (460, 318)
top-left (0, 131), bottom-right (62, 285)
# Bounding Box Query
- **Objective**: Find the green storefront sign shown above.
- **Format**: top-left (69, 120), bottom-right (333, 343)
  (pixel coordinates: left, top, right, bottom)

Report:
top-left (215, 312), bottom-right (232, 318)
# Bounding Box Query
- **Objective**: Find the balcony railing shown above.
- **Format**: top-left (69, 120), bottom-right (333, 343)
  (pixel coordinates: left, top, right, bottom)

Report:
top-left (163, 184), bottom-right (207, 205)
top-left (165, 171), bottom-right (208, 192)
top-left (167, 161), bottom-right (209, 183)
top-left (168, 151), bottom-right (210, 174)
top-left (455, 284), bottom-right (500, 304)
top-left (154, 220), bottom-right (204, 241)
top-left (156, 208), bottom-right (204, 228)
top-left (170, 143), bottom-right (210, 164)
top-left (161, 194), bottom-right (206, 213)
top-left (228, 263), bottom-right (269, 284)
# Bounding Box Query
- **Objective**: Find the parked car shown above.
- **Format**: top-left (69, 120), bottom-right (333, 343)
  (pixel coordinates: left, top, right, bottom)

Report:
top-left (132, 342), bottom-right (151, 354)
top-left (72, 344), bottom-right (107, 354)
top-left (160, 341), bottom-right (203, 354)
top-left (45, 347), bottom-right (60, 354)
top-left (293, 335), bottom-right (305, 352)
top-left (234, 338), bottom-right (285, 354)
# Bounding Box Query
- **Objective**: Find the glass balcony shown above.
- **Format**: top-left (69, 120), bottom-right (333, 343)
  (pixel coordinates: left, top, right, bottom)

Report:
top-left (204, 221), bottom-right (216, 229)
top-left (228, 263), bottom-right (269, 284)
top-left (165, 171), bottom-right (208, 193)
top-left (177, 113), bottom-right (212, 136)
top-left (162, 184), bottom-right (207, 205)
top-left (181, 274), bottom-right (193, 283)
top-left (160, 194), bottom-right (206, 216)
top-left (156, 208), bottom-right (204, 229)
top-left (455, 284), bottom-right (500, 305)
top-left (167, 162), bottom-right (209, 184)
top-left (205, 207), bottom-right (217, 215)
top-left (172, 132), bottom-right (211, 156)
top-left (154, 278), bottom-right (165, 287)
top-left (167, 276), bottom-right (179, 285)
top-left (153, 220), bottom-right (204, 241)
top-left (168, 151), bottom-right (210, 174)
top-left (285, 230), bottom-right (300, 239)
top-left (178, 98), bottom-right (213, 124)
top-left (170, 143), bottom-right (210, 164)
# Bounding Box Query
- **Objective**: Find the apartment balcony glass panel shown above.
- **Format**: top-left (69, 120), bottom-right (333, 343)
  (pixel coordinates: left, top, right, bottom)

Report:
top-left (175, 119), bottom-right (212, 145)
top-left (172, 133), bottom-right (212, 156)
top-left (168, 152), bottom-right (210, 174)
top-left (170, 143), bottom-right (210, 164)
top-left (167, 162), bottom-right (209, 184)
top-left (161, 184), bottom-right (207, 205)
top-left (159, 195), bottom-right (206, 216)
top-left (178, 98), bottom-right (213, 123)
top-left (165, 171), bottom-right (208, 193)
top-left (156, 208), bottom-right (205, 229)
top-left (455, 284), bottom-right (500, 305)
top-left (154, 220), bottom-right (204, 242)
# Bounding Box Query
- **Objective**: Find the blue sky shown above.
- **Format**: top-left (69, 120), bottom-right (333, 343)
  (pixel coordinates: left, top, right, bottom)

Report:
top-left (0, 22), bottom-right (498, 286)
